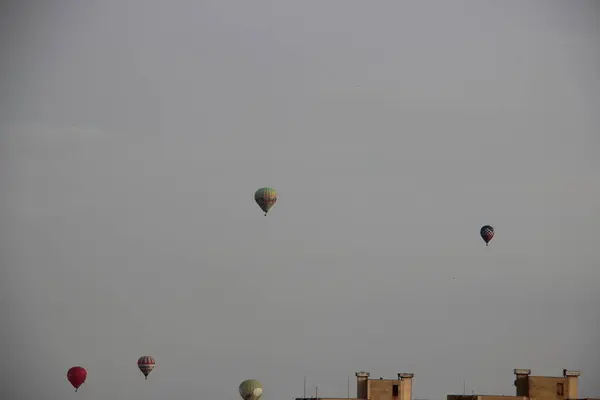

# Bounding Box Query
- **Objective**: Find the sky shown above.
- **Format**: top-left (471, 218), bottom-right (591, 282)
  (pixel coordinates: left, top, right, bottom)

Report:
top-left (1, 1), bottom-right (599, 399)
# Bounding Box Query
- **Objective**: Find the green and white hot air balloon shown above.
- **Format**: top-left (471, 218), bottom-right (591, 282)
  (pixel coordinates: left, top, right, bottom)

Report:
top-left (239, 379), bottom-right (264, 400)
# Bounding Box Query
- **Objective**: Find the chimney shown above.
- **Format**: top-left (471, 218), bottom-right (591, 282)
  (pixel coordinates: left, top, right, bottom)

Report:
top-left (563, 370), bottom-right (580, 399)
top-left (356, 372), bottom-right (370, 399)
top-left (398, 373), bottom-right (414, 400)
top-left (514, 369), bottom-right (531, 397)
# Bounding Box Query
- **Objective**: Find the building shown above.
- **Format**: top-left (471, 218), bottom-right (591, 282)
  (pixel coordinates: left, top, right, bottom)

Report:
top-left (295, 371), bottom-right (415, 400)
top-left (447, 369), bottom-right (599, 400)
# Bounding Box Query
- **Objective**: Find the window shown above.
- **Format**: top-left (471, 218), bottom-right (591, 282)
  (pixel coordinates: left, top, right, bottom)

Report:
top-left (392, 385), bottom-right (399, 397)
top-left (557, 383), bottom-right (564, 396)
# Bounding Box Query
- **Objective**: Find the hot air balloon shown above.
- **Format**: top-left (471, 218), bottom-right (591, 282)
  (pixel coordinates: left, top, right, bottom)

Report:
top-left (67, 366), bottom-right (87, 392)
top-left (239, 379), bottom-right (264, 400)
top-left (137, 356), bottom-right (155, 380)
top-left (480, 225), bottom-right (494, 246)
top-left (254, 187), bottom-right (278, 216)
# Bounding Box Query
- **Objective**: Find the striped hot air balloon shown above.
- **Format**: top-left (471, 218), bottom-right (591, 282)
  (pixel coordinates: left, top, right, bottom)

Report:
top-left (137, 356), bottom-right (155, 380)
top-left (254, 187), bottom-right (278, 216)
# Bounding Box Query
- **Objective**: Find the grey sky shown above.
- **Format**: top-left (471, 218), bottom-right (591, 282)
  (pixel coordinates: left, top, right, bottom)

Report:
top-left (1, 1), bottom-right (599, 399)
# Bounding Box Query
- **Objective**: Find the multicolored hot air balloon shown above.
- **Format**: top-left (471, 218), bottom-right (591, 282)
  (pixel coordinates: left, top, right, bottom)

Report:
top-left (480, 225), bottom-right (494, 246)
top-left (254, 187), bottom-right (278, 216)
top-left (137, 356), bottom-right (155, 380)
top-left (239, 379), bottom-right (264, 400)
top-left (67, 366), bottom-right (87, 392)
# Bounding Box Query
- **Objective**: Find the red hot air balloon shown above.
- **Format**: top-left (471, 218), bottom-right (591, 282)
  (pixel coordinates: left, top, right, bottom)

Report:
top-left (480, 225), bottom-right (494, 246)
top-left (137, 356), bottom-right (156, 380)
top-left (67, 366), bottom-right (87, 392)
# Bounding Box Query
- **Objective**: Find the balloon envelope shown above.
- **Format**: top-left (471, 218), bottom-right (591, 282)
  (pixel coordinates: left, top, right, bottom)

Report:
top-left (137, 356), bottom-right (156, 379)
top-left (480, 225), bottom-right (494, 245)
top-left (254, 187), bottom-right (278, 215)
top-left (67, 366), bottom-right (87, 391)
top-left (239, 379), bottom-right (264, 400)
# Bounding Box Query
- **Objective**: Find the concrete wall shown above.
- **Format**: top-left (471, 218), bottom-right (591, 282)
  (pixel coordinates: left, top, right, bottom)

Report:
top-left (447, 395), bottom-right (477, 400)
top-left (354, 372), bottom-right (413, 400)
top-left (448, 395), bottom-right (526, 400)
top-left (513, 369), bottom-right (581, 400)
top-left (479, 396), bottom-right (528, 400)
top-left (368, 379), bottom-right (403, 400)
top-left (306, 398), bottom-right (360, 400)
top-left (528, 376), bottom-right (569, 400)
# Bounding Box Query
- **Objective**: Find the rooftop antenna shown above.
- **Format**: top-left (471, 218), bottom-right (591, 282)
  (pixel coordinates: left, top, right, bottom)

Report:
top-left (316, 386), bottom-right (319, 399)
top-left (304, 376), bottom-right (307, 398)
top-left (348, 376), bottom-right (350, 398)
top-left (463, 380), bottom-right (466, 395)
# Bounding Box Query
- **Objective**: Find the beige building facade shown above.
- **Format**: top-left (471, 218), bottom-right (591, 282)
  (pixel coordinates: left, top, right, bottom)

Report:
top-left (296, 371), bottom-right (414, 400)
top-left (448, 369), bottom-right (599, 400)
